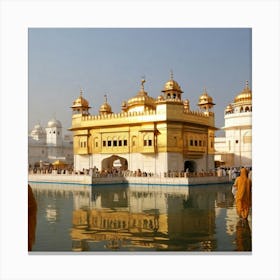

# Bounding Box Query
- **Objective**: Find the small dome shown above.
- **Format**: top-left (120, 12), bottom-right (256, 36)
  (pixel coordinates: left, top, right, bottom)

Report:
top-left (183, 99), bottom-right (190, 111)
top-left (198, 89), bottom-right (215, 106)
top-left (72, 95), bottom-right (89, 108)
top-left (99, 102), bottom-right (112, 115)
top-left (162, 79), bottom-right (183, 93)
top-left (234, 81), bottom-right (252, 103)
top-left (71, 89), bottom-right (90, 109)
top-left (47, 118), bottom-right (62, 128)
top-left (31, 124), bottom-right (45, 135)
top-left (34, 124), bottom-right (42, 130)
top-left (225, 103), bottom-right (233, 113)
top-left (157, 95), bottom-right (164, 101)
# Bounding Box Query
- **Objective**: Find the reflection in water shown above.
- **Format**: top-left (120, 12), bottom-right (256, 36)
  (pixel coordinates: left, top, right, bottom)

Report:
top-left (235, 219), bottom-right (252, 251)
top-left (30, 183), bottom-right (252, 252)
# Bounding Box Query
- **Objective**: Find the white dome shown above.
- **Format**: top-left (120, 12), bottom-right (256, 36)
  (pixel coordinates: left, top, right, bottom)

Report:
top-left (31, 124), bottom-right (45, 135)
top-left (47, 118), bottom-right (62, 128)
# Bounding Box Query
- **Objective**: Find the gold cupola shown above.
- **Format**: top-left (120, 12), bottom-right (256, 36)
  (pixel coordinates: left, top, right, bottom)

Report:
top-left (161, 71), bottom-right (183, 100)
top-left (126, 79), bottom-right (155, 113)
top-left (198, 88), bottom-right (215, 111)
top-left (183, 99), bottom-right (190, 111)
top-left (99, 94), bottom-right (113, 115)
top-left (71, 89), bottom-right (91, 115)
top-left (225, 103), bottom-right (233, 114)
top-left (234, 80), bottom-right (252, 103)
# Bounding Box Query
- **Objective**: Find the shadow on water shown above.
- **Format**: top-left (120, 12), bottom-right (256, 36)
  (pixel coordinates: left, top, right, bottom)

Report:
top-left (29, 182), bottom-right (251, 252)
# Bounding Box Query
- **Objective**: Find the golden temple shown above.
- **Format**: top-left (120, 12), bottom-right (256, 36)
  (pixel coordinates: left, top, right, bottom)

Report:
top-left (69, 73), bottom-right (216, 174)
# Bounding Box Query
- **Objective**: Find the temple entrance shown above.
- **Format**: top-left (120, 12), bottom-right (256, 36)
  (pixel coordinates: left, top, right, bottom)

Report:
top-left (101, 155), bottom-right (128, 172)
top-left (184, 161), bottom-right (196, 172)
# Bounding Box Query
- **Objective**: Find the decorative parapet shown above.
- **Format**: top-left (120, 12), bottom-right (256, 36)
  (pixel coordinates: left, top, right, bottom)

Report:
top-left (70, 106), bottom-right (215, 129)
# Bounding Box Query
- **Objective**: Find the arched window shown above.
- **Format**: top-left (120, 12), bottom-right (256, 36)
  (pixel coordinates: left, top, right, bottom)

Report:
top-left (143, 134), bottom-right (153, 146)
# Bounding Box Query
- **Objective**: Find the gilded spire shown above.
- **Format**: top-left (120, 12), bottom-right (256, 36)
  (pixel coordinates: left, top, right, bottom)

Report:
top-left (141, 76), bottom-right (146, 91)
top-left (245, 80), bottom-right (249, 89)
top-left (104, 94), bottom-right (108, 103)
top-left (80, 88), bottom-right (83, 97)
top-left (170, 69), bottom-right (174, 80)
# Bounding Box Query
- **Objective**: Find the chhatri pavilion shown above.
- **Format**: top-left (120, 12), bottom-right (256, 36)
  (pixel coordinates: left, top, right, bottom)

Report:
top-left (69, 73), bottom-right (216, 174)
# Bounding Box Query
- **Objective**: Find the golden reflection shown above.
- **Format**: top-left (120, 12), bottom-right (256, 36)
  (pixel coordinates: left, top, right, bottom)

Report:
top-left (70, 185), bottom-right (220, 251)
top-left (235, 219), bottom-right (252, 251)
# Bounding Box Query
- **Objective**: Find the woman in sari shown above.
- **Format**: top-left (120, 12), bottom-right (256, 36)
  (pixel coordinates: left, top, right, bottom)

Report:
top-left (233, 168), bottom-right (252, 219)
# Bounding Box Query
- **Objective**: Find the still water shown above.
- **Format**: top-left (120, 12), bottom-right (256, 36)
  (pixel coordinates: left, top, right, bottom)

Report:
top-left (29, 182), bottom-right (252, 252)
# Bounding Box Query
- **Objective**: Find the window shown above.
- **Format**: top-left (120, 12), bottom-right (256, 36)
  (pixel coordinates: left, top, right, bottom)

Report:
top-left (108, 140), bottom-right (112, 147)
top-left (190, 140), bottom-right (193, 146)
top-left (95, 142), bottom-right (98, 148)
top-left (199, 140), bottom-right (202, 146)
top-left (235, 140), bottom-right (239, 144)
top-left (148, 139), bottom-right (152, 146)
top-left (103, 141), bottom-right (106, 147)
top-left (123, 140), bottom-right (127, 146)
top-left (144, 140), bottom-right (148, 146)
top-left (119, 140), bottom-right (122, 146)
top-left (113, 140), bottom-right (117, 147)
top-left (195, 140), bottom-right (198, 146)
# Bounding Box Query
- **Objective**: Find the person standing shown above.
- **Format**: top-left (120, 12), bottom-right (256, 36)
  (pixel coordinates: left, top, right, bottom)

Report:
top-left (233, 168), bottom-right (252, 220)
top-left (28, 184), bottom-right (37, 251)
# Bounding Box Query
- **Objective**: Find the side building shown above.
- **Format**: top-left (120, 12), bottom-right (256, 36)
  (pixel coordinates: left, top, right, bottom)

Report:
top-left (214, 81), bottom-right (252, 167)
top-left (69, 75), bottom-right (217, 174)
top-left (28, 118), bottom-right (73, 167)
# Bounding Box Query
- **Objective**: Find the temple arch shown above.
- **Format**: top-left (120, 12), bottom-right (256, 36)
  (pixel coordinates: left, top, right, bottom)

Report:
top-left (101, 155), bottom-right (128, 172)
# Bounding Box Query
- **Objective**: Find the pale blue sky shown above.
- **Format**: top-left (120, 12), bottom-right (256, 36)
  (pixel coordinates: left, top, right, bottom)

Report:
top-left (28, 28), bottom-right (251, 135)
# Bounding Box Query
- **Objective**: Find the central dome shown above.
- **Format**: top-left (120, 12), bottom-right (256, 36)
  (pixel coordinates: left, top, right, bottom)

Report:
top-left (126, 79), bottom-right (156, 112)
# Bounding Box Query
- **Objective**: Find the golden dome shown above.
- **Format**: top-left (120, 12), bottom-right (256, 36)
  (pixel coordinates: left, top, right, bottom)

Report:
top-left (72, 89), bottom-right (90, 108)
top-left (198, 88), bottom-right (215, 106)
top-left (127, 94), bottom-right (155, 107)
top-left (225, 103), bottom-right (233, 113)
top-left (162, 79), bottom-right (183, 93)
top-left (234, 81), bottom-right (252, 103)
top-left (161, 71), bottom-right (183, 93)
top-left (99, 102), bottom-right (112, 114)
top-left (99, 95), bottom-right (112, 115)
top-left (126, 79), bottom-right (155, 109)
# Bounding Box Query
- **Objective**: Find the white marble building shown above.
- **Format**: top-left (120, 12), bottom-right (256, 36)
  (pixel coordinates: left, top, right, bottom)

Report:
top-left (28, 118), bottom-right (73, 167)
top-left (214, 81), bottom-right (252, 167)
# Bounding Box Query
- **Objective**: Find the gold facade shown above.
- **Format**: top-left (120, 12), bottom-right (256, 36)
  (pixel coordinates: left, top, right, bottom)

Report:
top-left (70, 74), bottom-right (216, 172)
